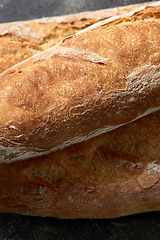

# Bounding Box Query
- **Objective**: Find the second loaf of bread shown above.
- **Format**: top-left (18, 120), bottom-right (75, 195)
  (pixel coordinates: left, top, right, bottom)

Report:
top-left (0, 2), bottom-right (160, 163)
top-left (0, 1), bottom-right (155, 74)
top-left (0, 110), bottom-right (160, 218)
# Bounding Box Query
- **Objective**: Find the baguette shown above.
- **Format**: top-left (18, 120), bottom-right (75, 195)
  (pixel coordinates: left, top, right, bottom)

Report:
top-left (0, 1), bottom-right (155, 74)
top-left (0, 110), bottom-right (159, 218)
top-left (0, 2), bottom-right (160, 163)
top-left (0, 2), bottom-right (160, 219)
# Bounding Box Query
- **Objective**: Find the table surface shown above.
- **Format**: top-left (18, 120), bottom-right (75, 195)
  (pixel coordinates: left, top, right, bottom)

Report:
top-left (0, 0), bottom-right (159, 239)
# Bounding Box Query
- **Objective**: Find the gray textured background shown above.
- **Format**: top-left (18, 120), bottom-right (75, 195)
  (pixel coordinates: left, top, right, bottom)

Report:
top-left (0, 0), bottom-right (155, 22)
top-left (0, 0), bottom-right (159, 239)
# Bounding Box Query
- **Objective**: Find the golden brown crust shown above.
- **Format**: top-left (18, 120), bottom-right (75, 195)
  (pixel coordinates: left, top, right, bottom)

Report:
top-left (0, 2), bottom-right (160, 219)
top-left (0, 110), bottom-right (159, 218)
top-left (0, 3), bottom-right (159, 163)
top-left (0, 2), bottom-right (156, 73)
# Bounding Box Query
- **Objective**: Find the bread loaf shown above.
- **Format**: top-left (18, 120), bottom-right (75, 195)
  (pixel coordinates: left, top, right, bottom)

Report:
top-left (0, 110), bottom-right (159, 218)
top-left (0, 2), bottom-right (159, 164)
top-left (0, 1), bottom-right (155, 74)
top-left (0, 2), bottom-right (160, 219)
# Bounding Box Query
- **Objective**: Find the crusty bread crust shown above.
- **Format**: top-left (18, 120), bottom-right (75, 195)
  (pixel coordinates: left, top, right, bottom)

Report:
top-left (0, 1), bottom-right (155, 73)
top-left (0, 110), bottom-right (159, 218)
top-left (0, 1), bottom-right (160, 218)
top-left (0, 3), bottom-right (159, 163)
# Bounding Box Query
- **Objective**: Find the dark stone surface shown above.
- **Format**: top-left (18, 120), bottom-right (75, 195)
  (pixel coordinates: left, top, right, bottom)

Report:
top-left (0, 0), bottom-right (155, 23)
top-left (0, 0), bottom-right (159, 239)
top-left (1, 211), bottom-right (160, 240)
